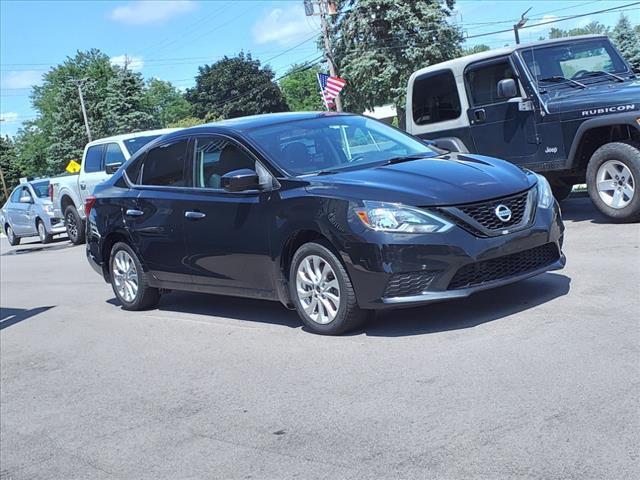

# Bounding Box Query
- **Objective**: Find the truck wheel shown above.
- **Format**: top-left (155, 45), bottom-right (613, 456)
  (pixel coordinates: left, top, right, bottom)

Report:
top-left (289, 241), bottom-right (371, 335)
top-left (109, 242), bottom-right (160, 310)
top-left (551, 182), bottom-right (573, 202)
top-left (37, 219), bottom-right (53, 244)
top-left (587, 142), bottom-right (640, 223)
top-left (5, 224), bottom-right (20, 246)
top-left (64, 205), bottom-right (85, 244)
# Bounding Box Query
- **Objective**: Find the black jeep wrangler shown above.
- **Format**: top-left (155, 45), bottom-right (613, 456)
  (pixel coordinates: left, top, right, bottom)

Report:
top-left (406, 35), bottom-right (640, 222)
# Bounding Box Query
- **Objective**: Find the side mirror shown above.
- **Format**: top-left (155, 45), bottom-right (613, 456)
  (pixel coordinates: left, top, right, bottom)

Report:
top-left (105, 162), bottom-right (123, 174)
top-left (19, 194), bottom-right (32, 204)
top-left (221, 169), bottom-right (260, 192)
top-left (497, 78), bottom-right (518, 99)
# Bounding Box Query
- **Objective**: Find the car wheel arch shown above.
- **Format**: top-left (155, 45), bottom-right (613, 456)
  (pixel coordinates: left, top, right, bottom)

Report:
top-left (101, 231), bottom-right (142, 280)
top-left (60, 194), bottom-right (76, 212)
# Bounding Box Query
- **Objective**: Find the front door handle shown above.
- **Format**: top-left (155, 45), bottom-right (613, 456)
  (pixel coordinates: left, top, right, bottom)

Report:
top-left (185, 211), bottom-right (206, 220)
top-left (473, 109), bottom-right (486, 122)
top-left (125, 209), bottom-right (144, 217)
top-left (80, 182), bottom-right (87, 190)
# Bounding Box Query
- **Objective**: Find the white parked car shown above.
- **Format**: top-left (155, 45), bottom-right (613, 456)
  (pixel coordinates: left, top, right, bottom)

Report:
top-left (50, 128), bottom-right (179, 244)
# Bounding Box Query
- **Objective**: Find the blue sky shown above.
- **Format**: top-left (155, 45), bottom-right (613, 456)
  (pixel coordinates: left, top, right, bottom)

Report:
top-left (1, 0), bottom-right (638, 136)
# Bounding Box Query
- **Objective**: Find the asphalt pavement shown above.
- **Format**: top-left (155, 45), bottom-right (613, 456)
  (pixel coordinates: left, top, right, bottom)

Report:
top-left (1, 195), bottom-right (639, 480)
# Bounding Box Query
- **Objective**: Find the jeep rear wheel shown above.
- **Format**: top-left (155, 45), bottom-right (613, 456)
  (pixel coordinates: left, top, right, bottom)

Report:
top-left (587, 142), bottom-right (640, 223)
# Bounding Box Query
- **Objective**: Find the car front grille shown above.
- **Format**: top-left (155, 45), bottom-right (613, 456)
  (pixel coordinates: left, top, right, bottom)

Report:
top-left (436, 188), bottom-right (536, 237)
top-left (448, 243), bottom-right (559, 290)
top-left (384, 271), bottom-right (436, 298)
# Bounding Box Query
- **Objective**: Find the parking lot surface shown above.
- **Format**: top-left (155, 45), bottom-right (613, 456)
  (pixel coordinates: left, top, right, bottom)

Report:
top-left (1, 195), bottom-right (639, 480)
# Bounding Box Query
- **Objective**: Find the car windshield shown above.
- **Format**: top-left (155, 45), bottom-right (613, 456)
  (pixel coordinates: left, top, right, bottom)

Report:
top-left (30, 181), bottom-right (50, 198)
top-left (245, 115), bottom-right (438, 176)
top-left (520, 39), bottom-right (629, 88)
top-left (123, 135), bottom-right (162, 155)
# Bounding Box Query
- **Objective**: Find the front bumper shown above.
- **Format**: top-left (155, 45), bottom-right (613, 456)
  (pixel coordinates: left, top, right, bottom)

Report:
top-left (342, 202), bottom-right (565, 309)
top-left (46, 216), bottom-right (67, 235)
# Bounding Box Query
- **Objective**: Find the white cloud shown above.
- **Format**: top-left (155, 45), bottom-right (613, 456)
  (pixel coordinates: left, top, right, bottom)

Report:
top-left (110, 0), bottom-right (196, 25)
top-left (111, 54), bottom-right (145, 71)
top-left (0, 112), bottom-right (19, 123)
top-left (1, 70), bottom-right (43, 89)
top-left (252, 4), bottom-right (318, 46)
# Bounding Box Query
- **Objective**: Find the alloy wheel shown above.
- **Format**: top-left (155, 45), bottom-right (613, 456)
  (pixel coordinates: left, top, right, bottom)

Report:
top-left (38, 222), bottom-right (46, 242)
top-left (66, 211), bottom-right (78, 240)
top-left (7, 226), bottom-right (15, 243)
top-left (296, 255), bottom-right (341, 324)
top-left (596, 160), bottom-right (635, 209)
top-left (112, 250), bottom-right (139, 303)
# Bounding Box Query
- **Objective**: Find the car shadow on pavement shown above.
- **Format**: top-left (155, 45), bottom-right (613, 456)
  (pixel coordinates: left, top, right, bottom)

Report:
top-left (365, 273), bottom-right (571, 337)
top-left (0, 306), bottom-right (55, 330)
top-left (113, 272), bottom-right (570, 336)
top-left (559, 195), bottom-right (610, 224)
top-left (1, 236), bottom-right (72, 256)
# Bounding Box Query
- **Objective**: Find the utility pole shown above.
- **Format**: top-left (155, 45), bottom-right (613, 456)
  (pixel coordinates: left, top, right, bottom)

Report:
top-left (306, 0), bottom-right (342, 111)
top-left (513, 7), bottom-right (532, 44)
top-left (72, 79), bottom-right (92, 142)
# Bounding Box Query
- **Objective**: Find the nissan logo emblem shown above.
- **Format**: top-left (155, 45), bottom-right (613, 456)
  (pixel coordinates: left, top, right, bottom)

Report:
top-left (495, 204), bottom-right (512, 222)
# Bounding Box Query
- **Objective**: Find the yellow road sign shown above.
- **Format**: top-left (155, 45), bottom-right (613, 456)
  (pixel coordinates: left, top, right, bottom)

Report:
top-left (66, 160), bottom-right (81, 173)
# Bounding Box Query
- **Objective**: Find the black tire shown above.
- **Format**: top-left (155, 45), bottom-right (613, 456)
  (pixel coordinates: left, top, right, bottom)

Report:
top-left (289, 241), bottom-right (370, 335)
top-left (36, 219), bottom-right (53, 244)
top-left (109, 242), bottom-right (160, 310)
top-left (551, 182), bottom-right (573, 202)
top-left (64, 205), bottom-right (85, 245)
top-left (5, 224), bottom-right (20, 246)
top-left (586, 142), bottom-right (640, 223)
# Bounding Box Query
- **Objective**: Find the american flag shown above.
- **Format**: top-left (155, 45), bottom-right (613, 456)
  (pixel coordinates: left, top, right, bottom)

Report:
top-left (317, 73), bottom-right (347, 109)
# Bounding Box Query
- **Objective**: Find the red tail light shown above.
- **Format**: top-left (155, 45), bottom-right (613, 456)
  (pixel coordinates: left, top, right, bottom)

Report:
top-left (84, 195), bottom-right (97, 217)
top-left (48, 183), bottom-right (54, 202)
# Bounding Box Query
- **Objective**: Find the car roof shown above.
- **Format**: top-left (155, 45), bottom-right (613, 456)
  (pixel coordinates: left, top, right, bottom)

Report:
top-left (86, 128), bottom-right (182, 147)
top-left (409, 34), bottom-right (609, 80)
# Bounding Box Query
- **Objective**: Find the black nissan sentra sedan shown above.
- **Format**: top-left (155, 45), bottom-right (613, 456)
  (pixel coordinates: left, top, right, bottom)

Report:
top-left (86, 112), bottom-right (566, 335)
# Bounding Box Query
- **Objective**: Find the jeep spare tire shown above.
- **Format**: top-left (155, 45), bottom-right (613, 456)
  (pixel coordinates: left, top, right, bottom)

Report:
top-left (587, 142), bottom-right (640, 223)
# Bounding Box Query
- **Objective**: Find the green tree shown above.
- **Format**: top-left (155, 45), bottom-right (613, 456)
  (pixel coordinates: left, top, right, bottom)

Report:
top-left (611, 14), bottom-right (640, 70)
top-left (330, 0), bottom-right (462, 124)
top-left (280, 64), bottom-right (324, 111)
top-left (0, 136), bottom-right (18, 201)
top-left (101, 67), bottom-right (158, 134)
top-left (548, 21), bottom-right (610, 39)
top-left (186, 52), bottom-right (289, 119)
top-left (145, 79), bottom-right (193, 127)
top-left (462, 44), bottom-right (490, 56)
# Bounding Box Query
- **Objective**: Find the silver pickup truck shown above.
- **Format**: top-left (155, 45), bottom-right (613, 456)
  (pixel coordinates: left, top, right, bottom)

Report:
top-left (51, 128), bottom-right (178, 244)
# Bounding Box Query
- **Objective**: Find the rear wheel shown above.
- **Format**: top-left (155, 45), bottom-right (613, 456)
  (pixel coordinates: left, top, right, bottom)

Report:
top-left (37, 220), bottom-right (53, 244)
top-left (64, 205), bottom-right (85, 244)
top-left (5, 224), bottom-right (20, 246)
top-left (290, 241), bottom-right (370, 335)
top-left (109, 242), bottom-right (160, 310)
top-left (587, 142), bottom-right (640, 222)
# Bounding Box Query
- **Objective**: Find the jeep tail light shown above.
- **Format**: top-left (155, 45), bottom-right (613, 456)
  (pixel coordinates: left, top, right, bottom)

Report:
top-left (84, 195), bottom-right (97, 217)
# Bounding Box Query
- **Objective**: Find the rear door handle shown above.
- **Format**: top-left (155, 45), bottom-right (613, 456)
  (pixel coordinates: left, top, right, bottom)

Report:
top-left (125, 209), bottom-right (144, 217)
top-left (185, 211), bottom-right (206, 220)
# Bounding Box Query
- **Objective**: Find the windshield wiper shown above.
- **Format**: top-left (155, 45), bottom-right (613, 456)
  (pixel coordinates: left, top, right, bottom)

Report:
top-left (578, 70), bottom-right (625, 83)
top-left (381, 153), bottom-right (433, 166)
top-left (538, 76), bottom-right (586, 89)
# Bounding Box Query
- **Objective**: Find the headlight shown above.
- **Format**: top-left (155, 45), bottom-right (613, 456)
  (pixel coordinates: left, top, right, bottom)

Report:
top-left (354, 201), bottom-right (453, 233)
top-left (43, 204), bottom-right (54, 215)
top-left (536, 174), bottom-right (554, 209)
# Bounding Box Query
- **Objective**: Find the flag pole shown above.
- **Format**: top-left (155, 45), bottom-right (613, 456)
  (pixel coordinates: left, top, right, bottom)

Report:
top-left (316, 72), bottom-right (330, 111)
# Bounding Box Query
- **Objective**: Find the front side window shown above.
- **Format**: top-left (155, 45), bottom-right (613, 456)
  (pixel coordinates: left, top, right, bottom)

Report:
top-left (521, 39), bottom-right (629, 86)
top-left (246, 115), bottom-right (437, 176)
top-left (140, 139), bottom-right (189, 187)
top-left (465, 60), bottom-right (521, 106)
top-left (104, 143), bottom-right (126, 166)
top-left (10, 187), bottom-right (22, 203)
top-left (412, 70), bottom-right (461, 125)
top-left (84, 145), bottom-right (104, 173)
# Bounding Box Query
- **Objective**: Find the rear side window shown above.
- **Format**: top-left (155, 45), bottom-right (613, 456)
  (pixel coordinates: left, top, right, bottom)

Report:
top-left (412, 70), bottom-right (461, 125)
top-left (140, 139), bottom-right (189, 187)
top-left (84, 145), bottom-right (104, 173)
top-left (465, 59), bottom-right (520, 106)
top-left (104, 143), bottom-right (126, 166)
top-left (193, 136), bottom-right (256, 189)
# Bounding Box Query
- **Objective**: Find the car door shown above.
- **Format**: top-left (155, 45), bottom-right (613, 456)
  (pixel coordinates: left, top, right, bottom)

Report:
top-left (125, 137), bottom-right (193, 285)
top-left (12, 186), bottom-right (37, 235)
top-left (79, 144), bottom-right (109, 203)
top-left (182, 134), bottom-right (274, 295)
top-left (5, 187), bottom-right (26, 234)
top-left (465, 56), bottom-right (539, 166)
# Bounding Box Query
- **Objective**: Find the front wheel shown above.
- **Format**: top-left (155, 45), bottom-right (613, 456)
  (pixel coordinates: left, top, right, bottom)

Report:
top-left (64, 205), bottom-right (85, 245)
top-left (5, 225), bottom-right (20, 246)
top-left (37, 220), bottom-right (53, 244)
top-left (587, 142), bottom-right (640, 223)
top-left (109, 242), bottom-right (160, 310)
top-left (290, 241), bottom-right (370, 335)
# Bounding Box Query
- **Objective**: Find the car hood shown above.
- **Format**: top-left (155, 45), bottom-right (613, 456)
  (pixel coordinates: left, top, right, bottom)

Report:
top-left (304, 153), bottom-right (536, 207)
top-left (544, 79), bottom-right (640, 119)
